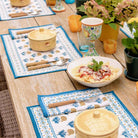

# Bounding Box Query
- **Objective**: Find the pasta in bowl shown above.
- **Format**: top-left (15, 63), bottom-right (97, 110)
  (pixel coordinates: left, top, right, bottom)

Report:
top-left (67, 56), bottom-right (123, 87)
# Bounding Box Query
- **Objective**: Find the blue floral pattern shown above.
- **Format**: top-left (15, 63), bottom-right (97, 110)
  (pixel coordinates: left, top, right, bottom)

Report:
top-left (63, 109), bottom-right (70, 114)
top-left (68, 121), bottom-right (74, 128)
top-left (27, 91), bottom-right (138, 138)
top-left (95, 98), bottom-right (102, 103)
top-left (53, 117), bottom-right (60, 124)
top-left (58, 130), bottom-right (66, 137)
top-left (2, 25), bottom-right (82, 78)
top-left (87, 105), bottom-right (94, 109)
top-left (72, 102), bottom-right (79, 107)
top-left (122, 131), bottom-right (129, 137)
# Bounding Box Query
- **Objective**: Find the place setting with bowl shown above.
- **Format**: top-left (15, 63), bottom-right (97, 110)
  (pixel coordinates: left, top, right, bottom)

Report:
top-left (25, 1), bottom-right (138, 138)
top-left (0, 0), bottom-right (138, 138)
top-left (1, 24), bottom-right (82, 78)
top-left (0, 0), bottom-right (55, 20)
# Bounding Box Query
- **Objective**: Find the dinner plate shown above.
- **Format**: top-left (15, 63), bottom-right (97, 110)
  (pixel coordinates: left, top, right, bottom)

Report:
top-left (67, 56), bottom-right (123, 87)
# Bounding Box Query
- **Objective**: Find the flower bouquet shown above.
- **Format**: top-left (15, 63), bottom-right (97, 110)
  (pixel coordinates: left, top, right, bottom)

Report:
top-left (78, 0), bottom-right (138, 41)
top-left (78, 0), bottom-right (138, 29)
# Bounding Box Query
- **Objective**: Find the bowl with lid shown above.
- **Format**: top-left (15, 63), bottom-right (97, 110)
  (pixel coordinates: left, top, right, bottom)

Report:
top-left (10, 0), bottom-right (30, 7)
top-left (28, 28), bottom-right (57, 52)
top-left (74, 109), bottom-right (120, 138)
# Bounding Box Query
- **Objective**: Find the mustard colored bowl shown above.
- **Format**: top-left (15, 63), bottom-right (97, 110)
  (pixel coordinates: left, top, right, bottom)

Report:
top-left (74, 109), bottom-right (120, 138)
top-left (10, 0), bottom-right (31, 7)
top-left (28, 28), bottom-right (56, 52)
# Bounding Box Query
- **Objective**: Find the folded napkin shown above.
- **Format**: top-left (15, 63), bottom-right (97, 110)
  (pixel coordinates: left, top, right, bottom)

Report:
top-left (120, 22), bottom-right (134, 38)
top-left (9, 24), bottom-right (57, 39)
top-left (38, 88), bottom-right (109, 117)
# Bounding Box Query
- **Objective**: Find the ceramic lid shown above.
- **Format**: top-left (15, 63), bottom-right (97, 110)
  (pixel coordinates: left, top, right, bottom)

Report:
top-left (28, 28), bottom-right (56, 40)
top-left (75, 109), bottom-right (119, 136)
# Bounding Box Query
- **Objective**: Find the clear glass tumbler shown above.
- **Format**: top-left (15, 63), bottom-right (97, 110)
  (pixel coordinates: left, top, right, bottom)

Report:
top-left (77, 31), bottom-right (91, 53)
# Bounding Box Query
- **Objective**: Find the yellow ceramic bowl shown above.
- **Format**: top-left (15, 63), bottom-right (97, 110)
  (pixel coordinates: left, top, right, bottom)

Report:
top-left (74, 109), bottom-right (120, 138)
top-left (28, 28), bottom-right (56, 52)
top-left (10, 0), bottom-right (30, 7)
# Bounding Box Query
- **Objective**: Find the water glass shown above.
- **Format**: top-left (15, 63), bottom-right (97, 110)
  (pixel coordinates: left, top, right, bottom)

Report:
top-left (77, 31), bottom-right (91, 53)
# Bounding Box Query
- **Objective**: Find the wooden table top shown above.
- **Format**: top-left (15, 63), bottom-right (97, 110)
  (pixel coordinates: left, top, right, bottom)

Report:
top-left (0, 2), bottom-right (138, 138)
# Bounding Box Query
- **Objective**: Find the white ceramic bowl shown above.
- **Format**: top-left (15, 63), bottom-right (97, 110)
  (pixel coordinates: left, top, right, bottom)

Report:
top-left (67, 56), bottom-right (123, 87)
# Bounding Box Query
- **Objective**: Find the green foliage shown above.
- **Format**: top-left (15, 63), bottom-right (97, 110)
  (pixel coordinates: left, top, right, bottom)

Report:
top-left (95, 0), bottom-right (103, 5)
top-left (77, 5), bottom-right (85, 13)
top-left (122, 21), bottom-right (138, 56)
top-left (77, 0), bottom-right (138, 29)
top-left (108, 23), bottom-right (117, 30)
top-left (88, 59), bottom-right (103, 71)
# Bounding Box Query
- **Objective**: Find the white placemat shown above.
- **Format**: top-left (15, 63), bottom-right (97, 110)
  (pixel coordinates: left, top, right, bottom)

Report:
top-left (27, 89), bottom-right (138, 138)
top-left (1, 24), bottom-right (82, 78)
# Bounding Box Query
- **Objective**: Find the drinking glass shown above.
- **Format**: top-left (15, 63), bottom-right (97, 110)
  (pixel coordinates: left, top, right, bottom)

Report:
top-left (52, 0), bottom-right (65, 12)
top-left (81, 17), bottom-right (103, 56)
top-left (77, 31), bottom-right (91, 53)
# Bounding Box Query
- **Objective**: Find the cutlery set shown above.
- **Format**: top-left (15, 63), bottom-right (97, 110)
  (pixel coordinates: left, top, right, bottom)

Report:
top-left (26, 58), bottom-right (70, 71)
top-left (9, 10), bottom-right (42, 18)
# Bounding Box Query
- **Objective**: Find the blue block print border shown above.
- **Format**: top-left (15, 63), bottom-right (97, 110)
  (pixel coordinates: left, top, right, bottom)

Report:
top-left (0, 24), bottom-right (82, 79)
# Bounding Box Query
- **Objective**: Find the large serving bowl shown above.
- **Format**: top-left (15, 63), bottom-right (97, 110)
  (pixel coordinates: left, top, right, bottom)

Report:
top-left (81, 17), bottom-right (103, 41)
top-left (28, 28), bottom-right (56, 52)
top-left (10, 0), bottom-right (30, 7)
top-left (67, 56), bottom-right (123, 87)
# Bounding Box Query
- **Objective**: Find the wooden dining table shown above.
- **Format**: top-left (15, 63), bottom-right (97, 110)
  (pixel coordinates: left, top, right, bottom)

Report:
top-left (0, 2), bottom-right (138, 138)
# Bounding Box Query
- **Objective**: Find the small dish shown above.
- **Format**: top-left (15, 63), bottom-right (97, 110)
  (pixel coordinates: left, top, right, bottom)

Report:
top-left (10, 0), bottom-right (30, 7)
top-left (67, 56), bottom-right (123, 87)
top-left (74, 109), bottom-right (119, 138)
top-left (28, 28), bottom-right (56, 52)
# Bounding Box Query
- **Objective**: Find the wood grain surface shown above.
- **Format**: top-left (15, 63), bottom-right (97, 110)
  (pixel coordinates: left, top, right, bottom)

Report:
top-left (0, 2), bottom-right (138, 138)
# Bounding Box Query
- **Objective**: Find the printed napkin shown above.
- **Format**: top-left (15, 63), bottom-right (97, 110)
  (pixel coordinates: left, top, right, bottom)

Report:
top-left (38, 88), bottom-right (109, 117)
top-left (1, 24), bottom-right (82, 78)
top-left (27, 90), bottom-right (138, 138)
top-left (0, 0), bottom-right (55, 21)
top-left (9, 24), bottom-right (57, 39)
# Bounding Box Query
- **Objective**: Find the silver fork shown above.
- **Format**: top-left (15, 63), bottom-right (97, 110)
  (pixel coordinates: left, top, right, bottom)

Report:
top-left (27, 58), bottom-right (70, 71)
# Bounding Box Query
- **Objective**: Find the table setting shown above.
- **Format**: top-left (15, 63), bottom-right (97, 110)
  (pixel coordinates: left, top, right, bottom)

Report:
top-left (0, 0), bottom-right (138, 138)
top-left (1, 24), bottom-right (82, 78)
top-left (0, 0), bottom-right (55, 21)
top-left (27, 88), bottom-right (138, 138)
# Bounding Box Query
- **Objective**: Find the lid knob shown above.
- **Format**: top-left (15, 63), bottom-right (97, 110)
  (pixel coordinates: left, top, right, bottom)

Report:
top-left (93, 111), bottom-right (100, 118)
top-left (39, 28), bottom-right (44, 32)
